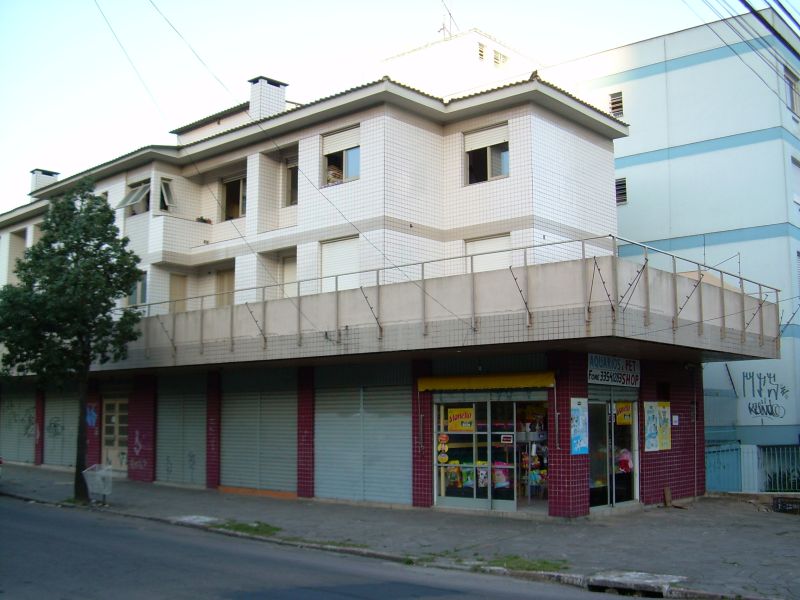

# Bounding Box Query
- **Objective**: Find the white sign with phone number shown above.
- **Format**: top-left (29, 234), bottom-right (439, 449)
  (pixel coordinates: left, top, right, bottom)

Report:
top-left (588, 353), bottom-right (640, 388)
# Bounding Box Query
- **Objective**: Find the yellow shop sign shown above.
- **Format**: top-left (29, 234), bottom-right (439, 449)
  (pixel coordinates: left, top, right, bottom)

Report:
top-left (448, 407), bottom-right (475, 432)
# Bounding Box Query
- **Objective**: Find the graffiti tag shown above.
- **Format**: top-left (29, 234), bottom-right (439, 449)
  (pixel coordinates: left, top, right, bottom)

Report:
top-left (743, 371), bottom-right (789, 420)
top-left (46, 417), bottom-right (64, 438)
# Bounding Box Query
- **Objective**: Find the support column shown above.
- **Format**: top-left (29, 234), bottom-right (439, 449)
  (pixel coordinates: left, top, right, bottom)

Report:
top-left (546, 352), bottom-right (590, 518)
top-left (34, 390), bottom-right (44, 465)
top-left (128, 374), bottom-right (157, 482)
top-left (296, 366), bottom-right (315, 498)
top-left (206, 371), bottom-right (222, 489)
top-left (85, 381), bottom-right (102, 466)
top-left (412, 360), bottom-right (433, 507)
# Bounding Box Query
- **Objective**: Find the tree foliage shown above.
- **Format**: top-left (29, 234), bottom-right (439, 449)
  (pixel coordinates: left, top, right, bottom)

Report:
top-left (0, 179), bottom-right (143, 500)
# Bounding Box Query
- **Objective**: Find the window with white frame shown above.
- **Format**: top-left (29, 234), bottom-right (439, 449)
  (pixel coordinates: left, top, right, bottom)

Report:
top-left (285, 157), bottom-right (298, 206)
top-left (615, 178), bottom-right (628, 205)
top-left (224, 176), bottom-right (246, 220)
top-left (465, 234), bottom-right (511, 273)
top-left (117, 181), bottom-right (150, 216)
top-left (785, 66), bottom-right (800, 115)
top-left (127, 271), bottom-right (147, 307)
top-left (159, 179), bottom-right (174, 211)
top-left (323, 126), bottom-right (360, 185)
top-left (493, 50), bottom-right (508, 67)
top-left (465, 123), bottom-right (509, 184)
top-left (610, 91), bottom-right (624, 118)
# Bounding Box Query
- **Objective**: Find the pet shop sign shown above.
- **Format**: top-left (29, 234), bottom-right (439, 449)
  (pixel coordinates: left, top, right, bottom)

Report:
top-left (588, 353), bottom-right (640, 387)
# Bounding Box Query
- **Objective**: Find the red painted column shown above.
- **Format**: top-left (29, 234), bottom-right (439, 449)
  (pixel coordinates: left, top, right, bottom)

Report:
top-left (546, 352), bottom-right (590, 518)
top-left (85, 381), bottom-right (102, 466)
top-left (412, 360), bottom-right (433, 507)
top-left (206, 371), bottom-right (221, 489)
top-left (34, 390), bottom-right (45, 465)
top-left (128, 374), bottom-right (157, 482)
top-left (296, 366), bottom-right (315, 498)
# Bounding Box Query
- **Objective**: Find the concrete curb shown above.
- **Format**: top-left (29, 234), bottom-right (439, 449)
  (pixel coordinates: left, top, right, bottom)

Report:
top-left (0, 491), bottom-right (780, 600)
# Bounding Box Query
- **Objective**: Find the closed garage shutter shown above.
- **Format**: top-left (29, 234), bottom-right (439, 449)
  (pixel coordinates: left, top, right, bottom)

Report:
top-left (363, 387), bottom-right (411, 504)
top-left (221, 370), bottom-right (297, 492)
top-left (0, 386), bottom-right (36, 463)
top-left (157, 375), bottom-right (206, 486)
top-left (315, 388), bottom-right (362, 501)
top-left (44, 391), bottom-right (79, 467)
top-left (315, 386), bottom-right (411, 504)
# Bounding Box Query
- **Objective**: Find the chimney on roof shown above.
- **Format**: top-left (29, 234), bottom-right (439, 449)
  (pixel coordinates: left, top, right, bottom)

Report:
top-left (248, 76), bottom-right (288, 121)
top-left (30, 168), bottom-right (59, 193)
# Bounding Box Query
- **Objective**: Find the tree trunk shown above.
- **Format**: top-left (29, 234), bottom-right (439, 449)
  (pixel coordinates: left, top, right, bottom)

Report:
top-left (73, 369), bottom-right (90, 503)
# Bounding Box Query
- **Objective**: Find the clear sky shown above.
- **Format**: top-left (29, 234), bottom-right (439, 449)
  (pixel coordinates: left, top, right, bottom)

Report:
top-left (0, 0), bottom-right (779, 213)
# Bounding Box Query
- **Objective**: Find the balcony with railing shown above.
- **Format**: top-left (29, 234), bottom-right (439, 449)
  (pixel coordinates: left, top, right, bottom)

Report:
top-left (100, 235), bottom-right (780, 371)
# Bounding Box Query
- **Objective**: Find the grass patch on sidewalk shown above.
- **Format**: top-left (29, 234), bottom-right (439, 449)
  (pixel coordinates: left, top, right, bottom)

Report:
top-left (212, 520), bottom-right (281, 537)
top-left (280, 536), bottom-right (368, 549)
top-left (487, 555), bottom-right (569, 572)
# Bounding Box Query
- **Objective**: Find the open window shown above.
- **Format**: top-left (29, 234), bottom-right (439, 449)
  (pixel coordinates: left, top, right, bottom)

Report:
top-left (323, 126), bottom-right (360, 185)
top-left (159, 179), bottom-right (175, 211)
top-left (127, 271), bottom-right (147, 307)
top-left (224, 176), bottom-right (246, 220)
top-left (464, 124), bottom-right (508, 184)
top-left (117, 181), bottom-right (150, 216)
top-left (615, 178), bottom-right (628, 205)
top-left (285, 157), bottom-right (298, 206)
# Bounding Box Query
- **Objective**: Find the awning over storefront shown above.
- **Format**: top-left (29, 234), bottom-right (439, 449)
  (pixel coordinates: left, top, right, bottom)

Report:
top-left (417, 371), bottom-right (555, 392)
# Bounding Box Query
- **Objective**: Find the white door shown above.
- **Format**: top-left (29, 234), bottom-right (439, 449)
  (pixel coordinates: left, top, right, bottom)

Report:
top-left (466, 234), bottom-right (511, 273)
top-left (321, 237), bottom-right (359, 292)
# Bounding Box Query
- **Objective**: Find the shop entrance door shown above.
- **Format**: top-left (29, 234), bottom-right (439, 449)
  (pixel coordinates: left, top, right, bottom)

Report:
top-left (589, 401), bottom-right (636, 507)
top-left (103, 399), bottom-right (128, 472)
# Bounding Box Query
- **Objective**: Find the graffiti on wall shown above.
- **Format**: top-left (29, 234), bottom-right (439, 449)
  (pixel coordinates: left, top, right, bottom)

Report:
top-left (46, 417), bottom-right (64, 438)
top-left (743, 371), bottom-right (789, 420)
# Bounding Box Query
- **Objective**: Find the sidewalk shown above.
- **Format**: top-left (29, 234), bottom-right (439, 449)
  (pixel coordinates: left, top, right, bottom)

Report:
top-left (2, 463), bottom-right (798, 599)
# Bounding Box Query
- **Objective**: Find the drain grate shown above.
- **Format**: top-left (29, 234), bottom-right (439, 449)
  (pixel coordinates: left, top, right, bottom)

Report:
top-left (773, 496), bottom-right (800, 515)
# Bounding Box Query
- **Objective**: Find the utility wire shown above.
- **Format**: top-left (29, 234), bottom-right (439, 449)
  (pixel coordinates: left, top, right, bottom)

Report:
top-left (92, 0), bottom-right (164, 118)
top-left (150, 0), bottom-right (473, 336)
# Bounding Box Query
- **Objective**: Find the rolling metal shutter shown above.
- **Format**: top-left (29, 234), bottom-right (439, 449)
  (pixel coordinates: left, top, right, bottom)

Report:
top-left (43, 392), bottom-right (79, 467)
top-left (0, 386), bottom-right (36, 463)
top-left (322, 126), bottom-right (360, 155)
top-left (463, 123), bottom-right (508, 152)
top-left (157, 375), bottom-right (207, 486)
top-left (588, 385), bottom-right (639, 403)
top-left (315, 386), bottom-right (411, 504)
top-left (221, 370), bottom-right (297, 491)
top-left (363, 387), bottom-right (411, 504)
top-left (466, 234), bottom-right (511, 273)
top-left (315, 388), bottom-right (362, 501)
top-left (321, 237), bottom-right (359, 292)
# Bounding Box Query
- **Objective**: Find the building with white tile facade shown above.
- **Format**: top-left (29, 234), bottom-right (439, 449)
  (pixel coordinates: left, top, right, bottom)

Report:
top-left (0, 66), bottom-right (780, 515)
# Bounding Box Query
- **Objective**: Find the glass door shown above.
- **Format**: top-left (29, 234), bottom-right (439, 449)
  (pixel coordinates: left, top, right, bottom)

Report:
top-left (102, 400), bottom-right (128, 472)
top-left (589, 402), bottom-right (610, 507)
top-left (589, 400), bottom-right (637, 507)
top-left (435, 399), bottom-right (489, 508)
top-left (489, 402), bottom-right (515, 511)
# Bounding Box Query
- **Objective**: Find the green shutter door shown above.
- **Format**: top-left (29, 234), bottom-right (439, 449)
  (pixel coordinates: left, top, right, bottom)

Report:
top-left (258, 389), bottom-right (297, 492)
top-left (315, 388), bottom-right (362, 500)
top-left (44, 392), bottom-right (79, 467)
top-left (156, 375), bottom-right (206, 486)
top-left (363, 387), bottom-right (411, 505)
top-left (221, 370), bottom-right (297, 491)
top-left (315, 386), bottom-right (412, 504)
top-left (0, 386), bottom-right (36, 463)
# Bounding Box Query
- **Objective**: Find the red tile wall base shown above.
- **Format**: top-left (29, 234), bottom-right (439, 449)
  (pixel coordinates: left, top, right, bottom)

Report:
top-left (34, 390), bottom-right (44, 465)
top-left (547, 352), bottom-right (590, 518)
top-left (206, 371), bottom-right (221, 489)
top-left (127, 375), bottom-right (157, 482)
top-left (412, 360), bottom-right (433, 508)
top-left (297, 367), bottom-right (315, 498)
top-left (85, 382), bottom-right (102, 466)
top-left (638, 361), bottom-right (706, 504)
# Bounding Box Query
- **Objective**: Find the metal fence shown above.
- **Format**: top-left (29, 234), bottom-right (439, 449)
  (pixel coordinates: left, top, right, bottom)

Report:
top-left (761, 445), bottom-right (800, 493)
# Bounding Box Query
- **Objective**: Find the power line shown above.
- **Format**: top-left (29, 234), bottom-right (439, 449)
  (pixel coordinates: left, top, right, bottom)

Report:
top-left (92, 0), bottom-right (164, 118)
top-left (146, 3), bottom-right (478, 334)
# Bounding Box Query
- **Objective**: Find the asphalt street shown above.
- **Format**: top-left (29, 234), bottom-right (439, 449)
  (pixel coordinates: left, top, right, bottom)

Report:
top-left (0, 496), bottom-right (618, 600)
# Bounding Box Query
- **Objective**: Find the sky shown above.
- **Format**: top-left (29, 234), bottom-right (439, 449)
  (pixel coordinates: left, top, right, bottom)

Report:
top-left (0, 0), bottom-right (784, 213)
